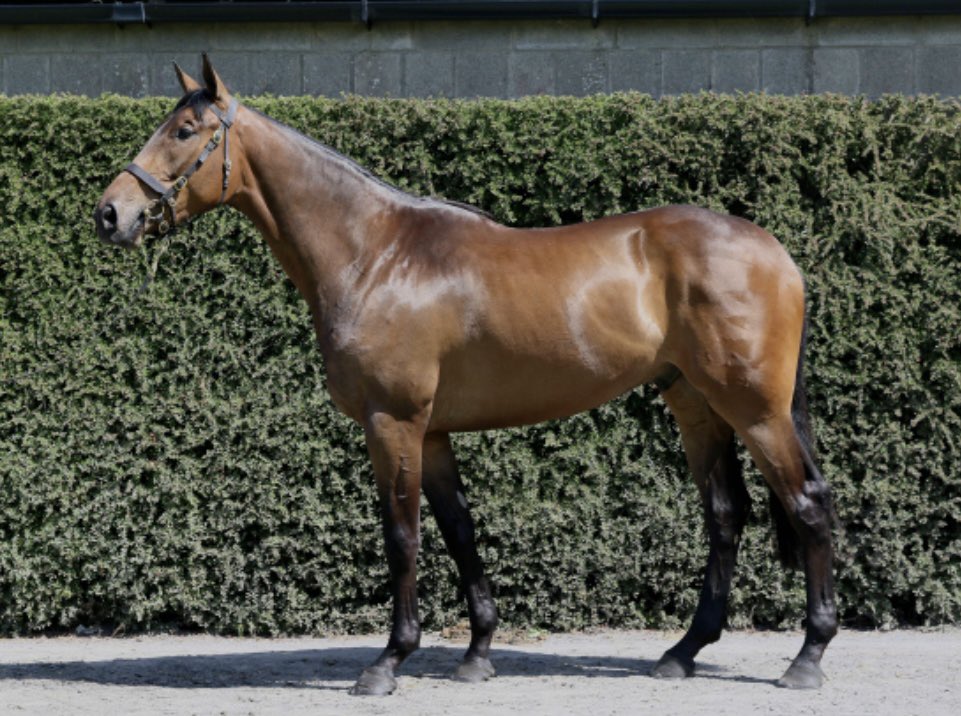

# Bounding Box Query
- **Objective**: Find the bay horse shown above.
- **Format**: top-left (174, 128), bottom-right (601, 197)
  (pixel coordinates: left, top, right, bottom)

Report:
top-left (94, 56), bottom-right (837, 695)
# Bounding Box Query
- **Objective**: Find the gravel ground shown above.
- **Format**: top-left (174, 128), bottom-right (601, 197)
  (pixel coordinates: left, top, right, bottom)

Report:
top-left (1, 628), bottom-right (958, 715)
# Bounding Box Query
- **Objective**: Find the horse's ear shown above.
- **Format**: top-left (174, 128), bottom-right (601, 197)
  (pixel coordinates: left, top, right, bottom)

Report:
top-left (201, 52), bottom-right (230, 103)
top-left (173, 62), bottom-right (202, 94)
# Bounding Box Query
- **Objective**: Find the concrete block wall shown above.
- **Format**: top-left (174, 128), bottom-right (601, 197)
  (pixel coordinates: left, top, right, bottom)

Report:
top-left (2, 16), bottom-right (961, 98)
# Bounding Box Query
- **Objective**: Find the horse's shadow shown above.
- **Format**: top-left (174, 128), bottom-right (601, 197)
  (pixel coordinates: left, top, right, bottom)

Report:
top-left (0, 644), bottom-right (774, 690)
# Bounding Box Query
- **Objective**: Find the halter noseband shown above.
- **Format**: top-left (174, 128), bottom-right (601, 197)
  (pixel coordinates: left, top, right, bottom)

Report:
top-left (125, 97), bottom-right (239, 237)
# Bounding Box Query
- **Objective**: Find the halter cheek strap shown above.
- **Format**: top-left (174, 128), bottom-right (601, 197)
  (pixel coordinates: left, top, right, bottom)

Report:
top-left (124, 97), bottom-right (239, 237)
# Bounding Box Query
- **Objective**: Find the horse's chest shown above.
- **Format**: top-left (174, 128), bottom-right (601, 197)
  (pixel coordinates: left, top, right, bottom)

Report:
top-left (321, 342), bottom-right (437, 424)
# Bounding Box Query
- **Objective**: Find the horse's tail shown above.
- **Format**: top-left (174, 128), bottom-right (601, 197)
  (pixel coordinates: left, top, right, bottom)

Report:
top-left (767, 302), bottom-right (833, 569)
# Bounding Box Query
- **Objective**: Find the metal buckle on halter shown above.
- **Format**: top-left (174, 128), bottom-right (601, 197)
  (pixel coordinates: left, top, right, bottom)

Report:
top-left (144, 198), bottom-right (164, 223)
top-left (173, 175), bottom-right (188, 192)
top-left (211, 128), bottom-right (223, 145)
top-left (144, 197), bottom-right (172, 236)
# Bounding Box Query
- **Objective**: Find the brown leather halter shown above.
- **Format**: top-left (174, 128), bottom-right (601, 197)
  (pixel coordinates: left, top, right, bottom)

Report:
top-left (125, 98), bottom-right (238, 236)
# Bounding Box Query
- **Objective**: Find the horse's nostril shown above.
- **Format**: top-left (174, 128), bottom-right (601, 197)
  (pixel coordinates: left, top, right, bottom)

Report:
top-left (101, 203), bottom-right (118, 231)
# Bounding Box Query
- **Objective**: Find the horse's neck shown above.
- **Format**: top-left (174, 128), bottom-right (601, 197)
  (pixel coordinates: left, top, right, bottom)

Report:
top-left (229, 108), bottom-right (403, 321)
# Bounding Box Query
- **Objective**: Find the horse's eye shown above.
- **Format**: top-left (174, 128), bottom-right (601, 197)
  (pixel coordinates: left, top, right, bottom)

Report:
top-left (176, 126), bottom-right (195, 141)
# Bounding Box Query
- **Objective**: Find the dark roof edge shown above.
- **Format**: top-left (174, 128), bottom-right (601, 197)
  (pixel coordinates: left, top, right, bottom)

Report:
top-left (1, 1), bottom-right (960, 27)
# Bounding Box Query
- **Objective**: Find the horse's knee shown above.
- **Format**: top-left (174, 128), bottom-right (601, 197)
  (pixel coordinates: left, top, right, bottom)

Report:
top-left (712, 502), bottom-right (747, 542)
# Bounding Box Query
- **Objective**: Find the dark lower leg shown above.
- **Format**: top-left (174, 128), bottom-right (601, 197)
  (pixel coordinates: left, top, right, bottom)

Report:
top-left (379, 520), bottom-right (423, 666)
top-left (351, 510), bottom-right (422, 696)
top-left (453, 580), bottom-right (498, 682)
top-left (739, 415), bottom-right (838, 689)
top-left (461, 578), bottom-right (497, 661)
top-left (654, 437), bottom-right (749, 677)
top-left (778, 476), bottom-right (837, 689)
top-left (422, 433), bottom-right (498, 681)
top-left (351, 417), bottom-right (424, 696)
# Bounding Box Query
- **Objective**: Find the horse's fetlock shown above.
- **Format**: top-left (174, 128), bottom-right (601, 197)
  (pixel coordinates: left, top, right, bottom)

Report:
top-left (474, 600), bottom-right (498, 635)
top-left (806, 603), bottom-right (838, 642)
top-left (390, 624), bottom-right (421, 655)
top-left (467, 582), bottom-right (498, 634)
top-left (689, 610), bottom-right (724, 647)
top-left (693, 627), bottom-right (722, 646)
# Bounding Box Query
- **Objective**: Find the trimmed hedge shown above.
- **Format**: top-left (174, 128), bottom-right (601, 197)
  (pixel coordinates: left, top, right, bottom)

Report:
top-left (0, 93), bottom-right (959, 636)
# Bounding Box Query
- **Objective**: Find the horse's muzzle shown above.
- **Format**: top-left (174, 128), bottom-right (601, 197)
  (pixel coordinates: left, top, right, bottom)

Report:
top-left (94, 203), bottom-right (143, 248)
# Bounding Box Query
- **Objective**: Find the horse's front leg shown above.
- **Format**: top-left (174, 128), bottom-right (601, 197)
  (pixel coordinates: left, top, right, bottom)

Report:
top-left (421, 432), bottom-right (498, 682)
top-left (350, 411), bottom-right (427, 696)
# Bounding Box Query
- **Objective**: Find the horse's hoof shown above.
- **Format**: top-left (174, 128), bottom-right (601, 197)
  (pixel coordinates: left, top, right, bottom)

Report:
top-left (777, 660), bottom-right (825, 689)
top-left (454, 656), bottom-right (496, 683)
top-left (651, 652), bottom-right (695, 679)
top-left (349, 666), bottom-right (397, 696)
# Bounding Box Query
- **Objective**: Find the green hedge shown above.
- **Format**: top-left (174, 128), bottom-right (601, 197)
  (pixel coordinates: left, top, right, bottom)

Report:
top-left (0, 93), bottom-right (959, 636)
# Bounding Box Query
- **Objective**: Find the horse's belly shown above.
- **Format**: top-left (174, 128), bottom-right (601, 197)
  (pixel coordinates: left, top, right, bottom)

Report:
top-left (429, 341), bottom-right (659, 432)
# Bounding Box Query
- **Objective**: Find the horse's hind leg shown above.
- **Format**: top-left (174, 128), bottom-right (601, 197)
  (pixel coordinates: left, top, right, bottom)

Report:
top-left (421, 432), bottom-right (498, 682)
top-left (652, 377), bottom-right (750, 679)
top-left (736, 413), bottom-right (837, 688)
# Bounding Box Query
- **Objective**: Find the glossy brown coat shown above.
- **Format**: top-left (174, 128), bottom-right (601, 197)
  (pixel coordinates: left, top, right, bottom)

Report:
top-left (95, 57), bottom-right (837, 695)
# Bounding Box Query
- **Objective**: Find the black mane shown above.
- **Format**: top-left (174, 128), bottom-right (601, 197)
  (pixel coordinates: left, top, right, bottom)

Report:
top-left (249, 106), bottom-right (493, 220)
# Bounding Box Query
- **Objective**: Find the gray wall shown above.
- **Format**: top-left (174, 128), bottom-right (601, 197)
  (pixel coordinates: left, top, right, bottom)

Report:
top-left (2, 16), bottom-right (961, 98)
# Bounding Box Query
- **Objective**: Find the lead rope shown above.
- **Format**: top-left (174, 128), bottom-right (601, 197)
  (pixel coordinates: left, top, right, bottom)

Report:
top-left (139, 230), bottom-right (173, 292)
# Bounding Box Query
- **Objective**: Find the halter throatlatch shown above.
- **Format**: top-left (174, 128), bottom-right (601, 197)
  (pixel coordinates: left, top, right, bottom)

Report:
top-left (125, 97), bottom-right (238, 237)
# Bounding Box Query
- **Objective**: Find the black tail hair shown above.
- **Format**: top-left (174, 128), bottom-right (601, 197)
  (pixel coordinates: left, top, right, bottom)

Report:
top-left (768, 307), bottom-right (833, 569)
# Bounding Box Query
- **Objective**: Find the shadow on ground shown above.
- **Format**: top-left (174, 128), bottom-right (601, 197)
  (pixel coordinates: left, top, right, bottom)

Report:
top-left (0, 645), bottom-right (676, 690)
top-left (0, 642), bottom-right (778, 691)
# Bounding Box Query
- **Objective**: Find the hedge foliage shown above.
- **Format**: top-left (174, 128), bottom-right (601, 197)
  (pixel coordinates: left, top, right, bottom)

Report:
top-left (0, 92), bottom-right (959, 636)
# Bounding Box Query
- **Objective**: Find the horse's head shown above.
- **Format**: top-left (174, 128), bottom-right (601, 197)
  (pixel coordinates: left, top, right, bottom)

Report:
top-left (95, 54), bottom-right (239, 247)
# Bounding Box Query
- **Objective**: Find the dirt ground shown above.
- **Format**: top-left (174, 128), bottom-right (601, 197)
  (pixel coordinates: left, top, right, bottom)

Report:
top-left (1, 628), bottom-right (958, 715)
